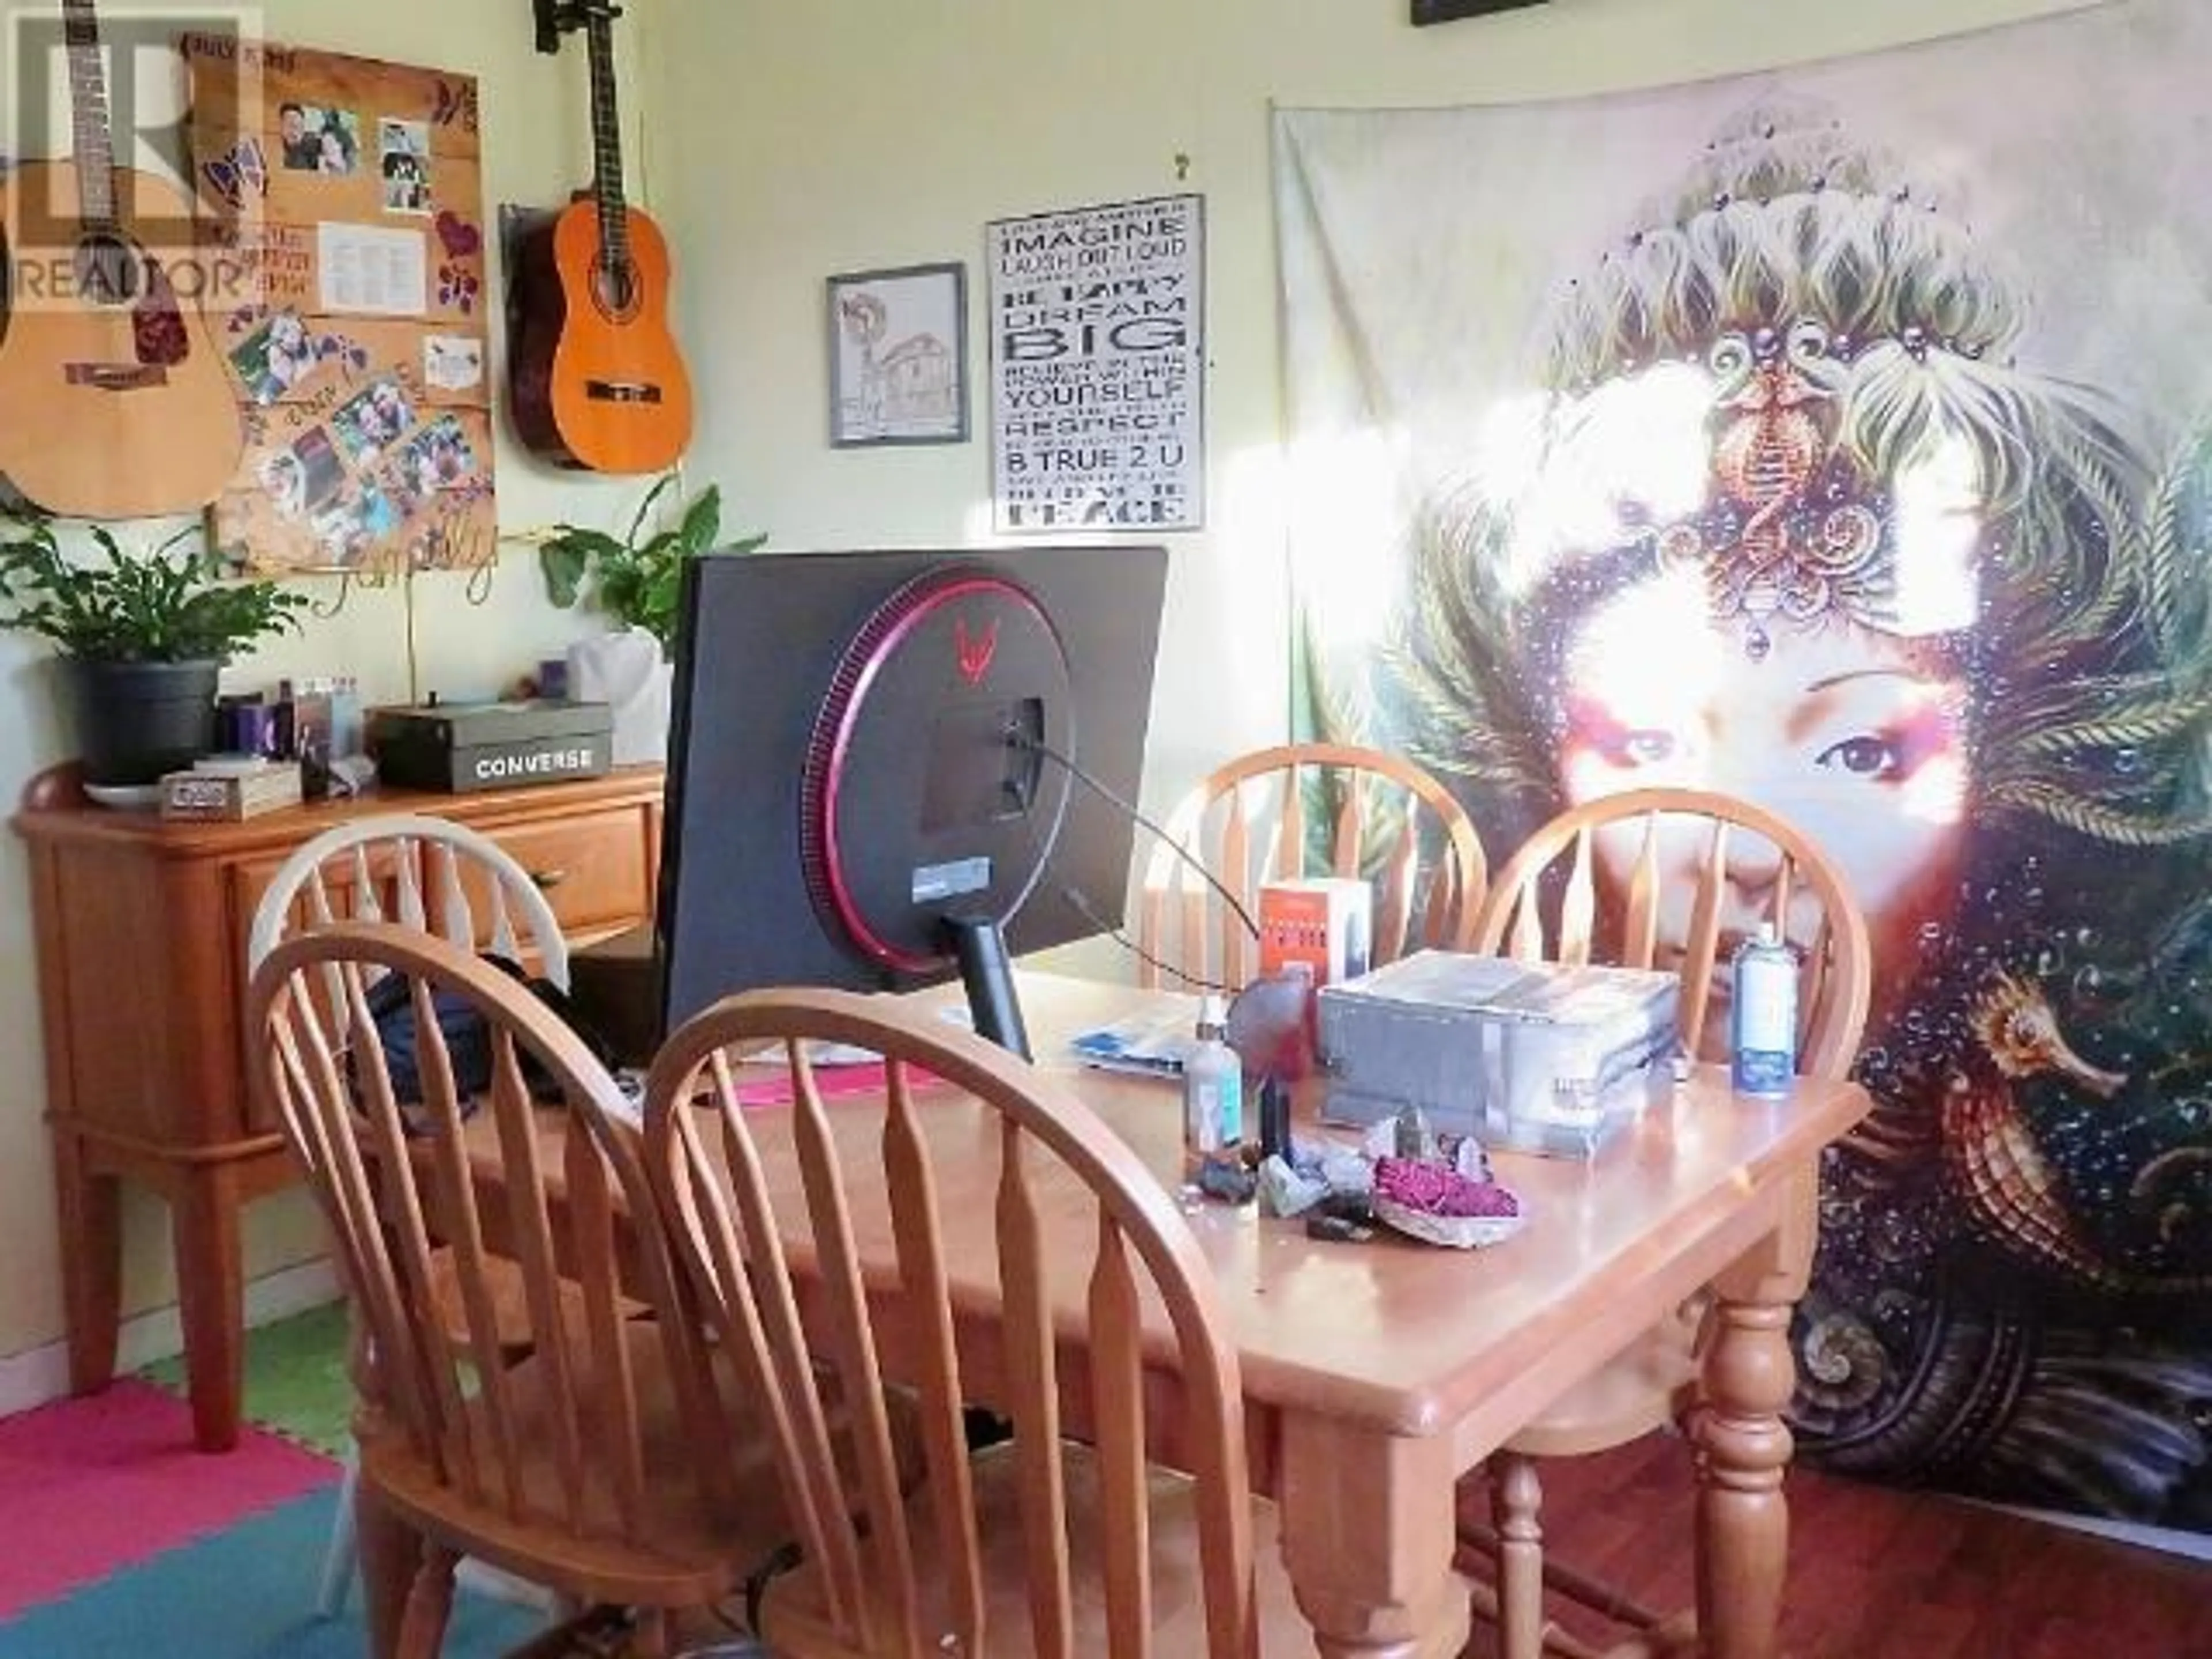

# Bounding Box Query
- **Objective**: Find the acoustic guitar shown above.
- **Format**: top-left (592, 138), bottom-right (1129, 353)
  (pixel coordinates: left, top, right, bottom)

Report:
top-left (510, 0), bottom-right (693, 475)
top-left (0, 0), bottom-right (243, 518)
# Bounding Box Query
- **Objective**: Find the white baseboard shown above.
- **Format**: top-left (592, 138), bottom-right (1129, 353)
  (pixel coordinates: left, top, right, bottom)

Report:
top-left (0, 1256), bottom-right (342, 1421)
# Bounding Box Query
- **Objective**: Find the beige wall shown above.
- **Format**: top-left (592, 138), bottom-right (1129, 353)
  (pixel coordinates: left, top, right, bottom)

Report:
top-left (0, 0), bottom-right (662, 1362)
top-left (0, 0), bottom-right (2097, 1365)
top-left (646, 0), bottom-right (2099, 804)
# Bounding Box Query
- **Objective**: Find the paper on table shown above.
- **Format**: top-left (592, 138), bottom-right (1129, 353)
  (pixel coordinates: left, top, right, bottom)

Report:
top-left (1069, 1004), bottom-right (1199, 1078)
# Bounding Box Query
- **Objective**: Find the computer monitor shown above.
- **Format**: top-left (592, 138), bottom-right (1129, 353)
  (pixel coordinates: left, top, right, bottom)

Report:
top-left (657, 544), bottom-right (1169, 1054)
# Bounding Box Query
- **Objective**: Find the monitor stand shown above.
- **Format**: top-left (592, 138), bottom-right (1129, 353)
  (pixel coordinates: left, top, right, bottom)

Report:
top-left (573, 918), bottom-right (1035, 1067)
top-left (942, 915), bottom-right (1032, 1060)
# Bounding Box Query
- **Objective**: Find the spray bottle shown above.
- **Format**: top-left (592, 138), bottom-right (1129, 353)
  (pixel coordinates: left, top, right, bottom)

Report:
top-left (1730, 922), bottom-right (1798, 1099)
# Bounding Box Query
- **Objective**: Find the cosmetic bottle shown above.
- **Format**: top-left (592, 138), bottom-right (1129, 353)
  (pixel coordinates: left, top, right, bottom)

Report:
top-left (1181, 993), bottom-right (1244, 1187)
top-left (1730, 922), bottom-right (1798, 1099)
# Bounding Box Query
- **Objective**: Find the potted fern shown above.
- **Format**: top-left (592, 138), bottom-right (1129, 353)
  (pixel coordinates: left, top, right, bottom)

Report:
top-left (539, 477), bottom-right (763, 763)
top-left (0, 514), bottom-right (309, 790)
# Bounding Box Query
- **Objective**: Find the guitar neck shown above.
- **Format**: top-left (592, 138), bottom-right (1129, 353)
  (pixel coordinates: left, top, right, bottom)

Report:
top-left (59, 0), bottom-right (119, 229)
top-left (584, 9), bottom-right (631, 272)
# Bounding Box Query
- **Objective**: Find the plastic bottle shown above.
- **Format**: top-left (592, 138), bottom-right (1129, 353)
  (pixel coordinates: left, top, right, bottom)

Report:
top-left (1730, 922), bottom-right (1798, 1099)
top-left (1181, 993), bottom-right (1244, 1187)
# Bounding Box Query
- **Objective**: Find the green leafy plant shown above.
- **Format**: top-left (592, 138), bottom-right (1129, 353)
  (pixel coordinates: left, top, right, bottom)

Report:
top-left (0, 514), bottom-right (309, 663)
top-left (539, 476), bottom-right (764, 654)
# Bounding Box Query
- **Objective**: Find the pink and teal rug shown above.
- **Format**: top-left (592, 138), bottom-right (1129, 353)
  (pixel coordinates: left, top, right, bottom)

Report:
top-left (0, 1305), bottom-right (543, 1656)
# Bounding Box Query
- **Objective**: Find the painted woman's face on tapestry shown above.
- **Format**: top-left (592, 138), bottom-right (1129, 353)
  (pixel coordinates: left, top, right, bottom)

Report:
top-left (1559, 603), bottom-right (1969, 1028)
top-left (1543, 346), bottom-right (1979, 1036)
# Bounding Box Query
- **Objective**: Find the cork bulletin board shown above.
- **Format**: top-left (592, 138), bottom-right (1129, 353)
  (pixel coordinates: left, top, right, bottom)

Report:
top-left (180, 34), bottom-right (494, 574)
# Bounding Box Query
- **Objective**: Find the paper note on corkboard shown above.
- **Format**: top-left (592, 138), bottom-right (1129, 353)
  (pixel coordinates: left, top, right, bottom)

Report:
top-left (181, 33), bottom-right (493, 574)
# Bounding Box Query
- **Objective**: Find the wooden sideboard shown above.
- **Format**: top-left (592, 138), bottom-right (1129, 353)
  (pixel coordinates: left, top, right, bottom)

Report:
top-left (13, 764), bottom-right (664, 1451)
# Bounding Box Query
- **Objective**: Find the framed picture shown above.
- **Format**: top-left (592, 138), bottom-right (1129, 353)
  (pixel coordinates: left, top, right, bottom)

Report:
top-left (1412, 0), bottom-right (1547, 23)
top-left (826, 262), bottom-right (969, 446)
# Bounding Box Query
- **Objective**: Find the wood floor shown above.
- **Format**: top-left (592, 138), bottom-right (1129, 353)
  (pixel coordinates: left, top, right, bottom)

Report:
top-left (1453, 1433), bottom-right (2212, 1658)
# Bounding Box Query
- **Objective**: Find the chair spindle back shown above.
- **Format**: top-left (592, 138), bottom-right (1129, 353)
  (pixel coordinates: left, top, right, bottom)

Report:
top-left (248, 814), bottom-right (571, 989)
top-left (643, 988), bottom-right (1260, 1659)
top-left (1139, 742), bottom-right (1487, 991)
top-left (249, 923), bottom-right (706, 1550)
top-left (1474, 788), bottom-right (1872, 1077)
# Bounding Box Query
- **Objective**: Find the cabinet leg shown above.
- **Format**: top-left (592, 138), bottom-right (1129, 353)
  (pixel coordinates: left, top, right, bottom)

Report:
top-left (52, 1129), bottom-right (123, 1395)
top-left (172, 1172), bottom-right (244, 1453)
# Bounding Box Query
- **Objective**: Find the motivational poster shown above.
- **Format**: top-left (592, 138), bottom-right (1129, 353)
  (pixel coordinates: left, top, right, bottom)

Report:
top-left (987, 194), bottom-right (1204, 533)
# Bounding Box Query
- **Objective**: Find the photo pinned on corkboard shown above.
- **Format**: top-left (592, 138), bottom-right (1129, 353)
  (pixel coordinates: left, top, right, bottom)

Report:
top-left (179, 31), bottom-right (491, 574)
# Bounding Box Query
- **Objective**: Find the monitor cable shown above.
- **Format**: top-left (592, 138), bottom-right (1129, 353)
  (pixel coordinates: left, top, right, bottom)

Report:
top-left (1007, 728), bottom-right (1263, 955)
top-left (1057, 882), bottom-right (1238, 995)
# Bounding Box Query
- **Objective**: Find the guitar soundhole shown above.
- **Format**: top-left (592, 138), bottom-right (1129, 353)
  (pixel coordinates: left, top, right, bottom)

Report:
top-left (592, 257), bottom-right (640, 321)
top-left (74, 234), bottom-right (145, 307)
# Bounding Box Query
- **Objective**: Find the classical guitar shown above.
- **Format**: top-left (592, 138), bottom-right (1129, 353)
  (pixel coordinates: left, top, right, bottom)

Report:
top-left (0, 0), bottom-right (243, 518)
top-left (510, 0), bottom-right (693, 475)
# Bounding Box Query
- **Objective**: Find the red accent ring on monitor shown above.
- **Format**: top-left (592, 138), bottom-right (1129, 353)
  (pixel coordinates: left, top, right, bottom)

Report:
top-left (806, 573), bottom-right (1050, 974)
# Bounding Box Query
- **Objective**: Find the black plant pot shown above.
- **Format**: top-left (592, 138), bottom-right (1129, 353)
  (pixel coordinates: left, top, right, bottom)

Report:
top-left (65, 657), bottom-right (220, 787)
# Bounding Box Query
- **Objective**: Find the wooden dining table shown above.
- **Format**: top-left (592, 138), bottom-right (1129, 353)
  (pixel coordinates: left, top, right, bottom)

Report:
top-left (446, 969), bottom-right (1870, 1658)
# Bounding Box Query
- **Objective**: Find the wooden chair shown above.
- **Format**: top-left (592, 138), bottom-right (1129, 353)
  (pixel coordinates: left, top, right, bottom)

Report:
top-left (1459, 787), bottom-right (1873, 1659)
top-left (248, 922), bottom-right (785, 1658)
top-left (248, 813), bottom-right (572, 991)
top-left (640, 986), bottom-right (1394, 1657)
top-left (248, 815), bottom-right (576, 1619)
top-left (1137, 741), bottom-right (1488, 991)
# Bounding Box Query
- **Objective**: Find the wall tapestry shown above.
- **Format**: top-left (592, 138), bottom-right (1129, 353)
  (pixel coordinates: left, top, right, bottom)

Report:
top-left (180, 33), bottom-right (493, 574)
top-left (1277, 0), bottom-right (2212, 1535)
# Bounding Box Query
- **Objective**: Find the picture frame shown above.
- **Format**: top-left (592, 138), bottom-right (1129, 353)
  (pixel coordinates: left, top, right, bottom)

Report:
top-left (1412, 0), bottom-right (1547, 24)
top-left (826, 261), bottom-right (970, 446)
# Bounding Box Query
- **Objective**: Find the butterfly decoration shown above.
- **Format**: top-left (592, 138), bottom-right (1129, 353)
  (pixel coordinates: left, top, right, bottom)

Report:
top-left (199, 135), bottom-right (268, 214)
top-left (431, 79), bottom-right (480, 134)
top-left (315, 332), bottom-right (373, 374)
top-left (438, 263), bottom-right (482, 315)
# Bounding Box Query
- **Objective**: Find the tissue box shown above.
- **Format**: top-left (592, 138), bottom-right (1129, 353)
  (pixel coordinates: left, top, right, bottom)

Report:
top-left (1317, 950), bottom-right (1680, 1157)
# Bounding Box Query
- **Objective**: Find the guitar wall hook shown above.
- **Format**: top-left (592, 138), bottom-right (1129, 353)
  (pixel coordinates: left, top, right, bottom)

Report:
top-left (533, 0), bottom-right (622, 56)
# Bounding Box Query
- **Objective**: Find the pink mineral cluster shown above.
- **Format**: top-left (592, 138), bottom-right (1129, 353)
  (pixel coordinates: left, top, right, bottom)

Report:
top-left (1372, 1156), bottom-right (1521, 1219)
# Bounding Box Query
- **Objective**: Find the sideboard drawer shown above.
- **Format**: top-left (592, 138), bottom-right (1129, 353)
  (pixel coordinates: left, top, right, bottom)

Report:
top-left (482, 809), bottom-right (652, 941)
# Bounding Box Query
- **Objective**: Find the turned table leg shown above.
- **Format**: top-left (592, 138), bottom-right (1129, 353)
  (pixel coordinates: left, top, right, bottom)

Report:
top-left (1279, 1412), bottom-right (1464, 1659)
top-left (1692, 1177), bottom-right (1814, 1659)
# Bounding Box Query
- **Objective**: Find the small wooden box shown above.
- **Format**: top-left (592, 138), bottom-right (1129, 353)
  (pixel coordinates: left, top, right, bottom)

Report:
top-left (159, 762), bottom-right (304, 822)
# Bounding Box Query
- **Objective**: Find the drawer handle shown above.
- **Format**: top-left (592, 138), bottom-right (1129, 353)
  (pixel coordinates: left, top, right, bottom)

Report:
top-left (529, 868), bottom-right (571, 890)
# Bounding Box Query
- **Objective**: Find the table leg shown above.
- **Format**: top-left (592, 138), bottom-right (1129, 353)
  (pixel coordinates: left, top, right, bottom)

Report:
top-left (172, 1168), bottom-right (244, 1453)
top-left (1692, 1217), bottom-right (1804, 1659)
top-left (1278, 1413), bottom-right (1461, 1659)
top-left (52, 1127), bottom-right (123, 1395)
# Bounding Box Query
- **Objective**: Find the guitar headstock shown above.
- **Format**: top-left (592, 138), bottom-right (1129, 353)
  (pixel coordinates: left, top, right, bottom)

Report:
top-left (532, 0), bottom-right (623, 55)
